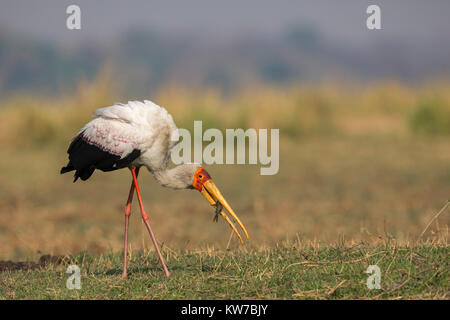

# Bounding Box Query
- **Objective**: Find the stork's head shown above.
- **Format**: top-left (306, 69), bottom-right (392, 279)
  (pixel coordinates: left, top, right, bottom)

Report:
top-left (191, 166), bottom-right (250, 243)
top-left (157, 163), bottom-right (249, 242)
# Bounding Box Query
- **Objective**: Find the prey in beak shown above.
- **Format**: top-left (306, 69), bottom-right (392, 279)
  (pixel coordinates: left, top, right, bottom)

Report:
top-left (193, 167), bottom-right (250, 243)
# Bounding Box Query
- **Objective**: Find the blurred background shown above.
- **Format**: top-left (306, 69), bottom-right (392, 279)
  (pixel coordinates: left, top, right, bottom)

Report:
top-left (0, 0), bottom-right (449, 260)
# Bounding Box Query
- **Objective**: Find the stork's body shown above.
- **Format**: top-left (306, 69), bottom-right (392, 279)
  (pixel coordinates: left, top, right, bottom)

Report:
top-left (62, 101), bottom-right (180, 184)
top-left (61, 100), bottom-right (249, 279)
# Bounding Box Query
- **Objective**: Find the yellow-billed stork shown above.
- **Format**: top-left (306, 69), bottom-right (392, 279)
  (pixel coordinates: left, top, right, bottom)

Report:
top-left (61, 100), bottom-right (249, 279)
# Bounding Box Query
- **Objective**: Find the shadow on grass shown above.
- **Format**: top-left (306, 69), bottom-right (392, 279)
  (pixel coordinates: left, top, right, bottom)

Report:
top-left (100, 263), bottom-right (215, 276)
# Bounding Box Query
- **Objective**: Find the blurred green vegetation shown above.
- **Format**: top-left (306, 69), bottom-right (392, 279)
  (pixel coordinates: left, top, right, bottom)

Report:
top-left (1, 75), bottom-right (450, 150)
top-left (409, 98), bottom-right (450, 135)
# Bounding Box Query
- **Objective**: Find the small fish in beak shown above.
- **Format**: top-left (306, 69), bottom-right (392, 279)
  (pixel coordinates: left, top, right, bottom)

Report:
top-left (193, 168), bottom-right (250, 243)
top-left (214, 202), bottom-right (223, 222)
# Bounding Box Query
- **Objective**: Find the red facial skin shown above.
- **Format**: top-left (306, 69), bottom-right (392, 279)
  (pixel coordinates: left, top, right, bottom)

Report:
top-left (192, 167), bottom-right (212, 191)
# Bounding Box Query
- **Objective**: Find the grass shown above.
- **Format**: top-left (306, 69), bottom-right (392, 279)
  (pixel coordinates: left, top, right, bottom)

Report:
top-left (0, 242), bottom-right (448, 299)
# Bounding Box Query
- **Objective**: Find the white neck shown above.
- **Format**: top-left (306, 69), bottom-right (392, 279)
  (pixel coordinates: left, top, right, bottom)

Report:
top-left (148, 165), bottom-right (193, 189)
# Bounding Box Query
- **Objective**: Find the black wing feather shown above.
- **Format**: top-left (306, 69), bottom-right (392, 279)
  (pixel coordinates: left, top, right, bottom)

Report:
top-left (60, 132), bottom-right (141, 182)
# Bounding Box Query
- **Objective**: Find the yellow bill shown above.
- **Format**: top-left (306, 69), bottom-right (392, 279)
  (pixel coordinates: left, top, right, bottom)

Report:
top-left (200, 180), bottom-right (250, 243)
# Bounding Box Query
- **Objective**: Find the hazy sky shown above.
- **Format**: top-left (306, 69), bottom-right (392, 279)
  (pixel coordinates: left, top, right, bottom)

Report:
top-left (1, 0), bottom-right (449, 48)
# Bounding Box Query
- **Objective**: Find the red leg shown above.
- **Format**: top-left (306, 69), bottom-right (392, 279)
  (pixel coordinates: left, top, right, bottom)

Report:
top-left (121, 168), bottom-right (140, 279)
top-left (130, 168), bottom-right (170, 278)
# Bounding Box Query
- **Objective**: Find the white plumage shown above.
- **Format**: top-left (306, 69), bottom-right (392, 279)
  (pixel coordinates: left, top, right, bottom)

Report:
top-left (81, 100), bottom-right (179, 169)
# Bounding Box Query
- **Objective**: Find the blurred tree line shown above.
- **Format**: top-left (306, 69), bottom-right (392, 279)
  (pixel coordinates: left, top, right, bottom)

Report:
top-left (1, 24), bottom-right (450, 97)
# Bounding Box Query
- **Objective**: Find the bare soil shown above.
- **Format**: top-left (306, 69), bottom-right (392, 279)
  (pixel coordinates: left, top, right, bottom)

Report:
top-left (0, 255), bottom-right (69, 272)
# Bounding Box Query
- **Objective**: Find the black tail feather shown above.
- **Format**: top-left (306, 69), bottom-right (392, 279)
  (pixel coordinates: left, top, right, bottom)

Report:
top-left (60, 164), bottom-right (75, 174)
top-left (75, 166), bottom-right (95, 182)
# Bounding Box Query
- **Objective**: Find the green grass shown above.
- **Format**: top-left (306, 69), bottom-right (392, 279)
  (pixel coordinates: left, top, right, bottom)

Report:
top-left (1, 243), bottom-right (448, 299)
